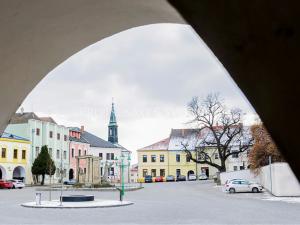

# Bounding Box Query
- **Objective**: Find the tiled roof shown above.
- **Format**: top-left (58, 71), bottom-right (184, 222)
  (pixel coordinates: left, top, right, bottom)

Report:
top-left (39, 117), bottom-right (57, 124)
top-left (69, 136), bottom-right (89, 144)
top-left (9, 112), bottom-right (40, 124)
top-left (138, 138), bottom-right (170, 151)
top-left (81, 131), bottom-right (120, 148)
top-left (0, 132), bottom-right (29, 141)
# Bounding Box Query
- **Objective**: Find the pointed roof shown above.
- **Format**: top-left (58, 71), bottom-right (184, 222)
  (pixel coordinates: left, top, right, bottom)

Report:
top-left (109, 102), bottom-right (117, 126)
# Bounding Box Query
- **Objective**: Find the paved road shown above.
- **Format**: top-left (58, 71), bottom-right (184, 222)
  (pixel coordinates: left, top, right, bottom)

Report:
top-left (0, 180), bottom-right (300, 225)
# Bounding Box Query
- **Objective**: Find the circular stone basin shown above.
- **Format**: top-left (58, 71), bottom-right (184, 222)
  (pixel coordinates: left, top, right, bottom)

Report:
top-left (61, 195), bottom-right (94, 202)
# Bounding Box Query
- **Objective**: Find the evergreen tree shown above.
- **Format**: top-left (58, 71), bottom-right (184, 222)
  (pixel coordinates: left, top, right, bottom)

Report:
top-left (31, 145), bottom-right (56, 185)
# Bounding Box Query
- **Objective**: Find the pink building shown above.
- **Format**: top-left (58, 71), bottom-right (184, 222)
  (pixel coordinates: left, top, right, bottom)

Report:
top-left (68, 126), bottom-right (90, 180)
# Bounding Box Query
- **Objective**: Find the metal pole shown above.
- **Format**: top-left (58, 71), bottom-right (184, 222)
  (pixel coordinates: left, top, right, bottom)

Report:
top-left (121, 157), bottom-right (124, 201)
top-left (60, 149), bottom-right (63, 206)
top-left (269, 155), bottom-right (272, 194)
top-left (196, 150), bottom-right (198, 180)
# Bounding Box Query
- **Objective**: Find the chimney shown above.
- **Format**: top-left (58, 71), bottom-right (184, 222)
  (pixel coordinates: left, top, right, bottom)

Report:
top-left (80, 126), bottom-right (84, 132)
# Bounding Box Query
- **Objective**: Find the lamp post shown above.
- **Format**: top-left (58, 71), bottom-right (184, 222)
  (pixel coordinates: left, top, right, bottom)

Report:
top-left (114, 153), bottom-right (131, 201)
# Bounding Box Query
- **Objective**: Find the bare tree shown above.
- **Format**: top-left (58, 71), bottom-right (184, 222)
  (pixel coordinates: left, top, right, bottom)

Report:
top-left (183, 93), bottom-right (253, 172)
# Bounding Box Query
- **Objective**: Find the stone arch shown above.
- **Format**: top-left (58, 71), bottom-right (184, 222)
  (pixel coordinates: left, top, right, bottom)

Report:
top-left (0, 165), bottom-right (6, 180)
top-left (69, 168), bottom-right (74, 180)
top-left (12, 166), bottom-right (26, 182)
top-left (187, 170), bottom-right (194, 179)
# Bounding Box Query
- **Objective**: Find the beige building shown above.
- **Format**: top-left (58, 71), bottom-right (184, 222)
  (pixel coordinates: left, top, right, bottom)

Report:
top-left (138, 129), bottom-right (250, 179)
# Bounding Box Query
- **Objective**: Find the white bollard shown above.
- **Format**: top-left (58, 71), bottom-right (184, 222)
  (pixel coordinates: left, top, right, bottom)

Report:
top-left (35, 192), bottom-right (41, 205)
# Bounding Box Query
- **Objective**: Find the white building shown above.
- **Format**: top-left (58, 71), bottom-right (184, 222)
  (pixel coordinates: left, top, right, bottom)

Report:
top-left (81, 129), bottom-right (131, 183)
top-left (5, 112), bottom-right (69, 183)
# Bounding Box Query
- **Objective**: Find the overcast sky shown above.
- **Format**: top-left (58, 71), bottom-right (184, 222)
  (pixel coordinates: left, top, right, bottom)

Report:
top-left (20, 24), bottom-right (256, 163)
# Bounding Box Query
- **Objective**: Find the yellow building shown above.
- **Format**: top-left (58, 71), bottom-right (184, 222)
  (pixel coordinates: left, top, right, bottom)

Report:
top-left (138, 129), bottom-right (222, 179)
top-left (138, 128), bottom-right (250, 180)
top-left (0, 132), bottom-right (31, 184)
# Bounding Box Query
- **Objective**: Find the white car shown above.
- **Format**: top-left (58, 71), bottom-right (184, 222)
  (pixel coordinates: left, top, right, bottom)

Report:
top-left (188, 174), bottom-right (197, 181)
top-left (199, 174), bottom-right (208, 180)
top-left (9, 179), bottom-right (25, 189)
top-left (225, 179), bottom-right (263, 193)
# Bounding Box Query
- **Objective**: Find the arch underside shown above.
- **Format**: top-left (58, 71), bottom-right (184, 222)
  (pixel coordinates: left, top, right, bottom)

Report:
top-left (0, 1), bottom-right (299, 180)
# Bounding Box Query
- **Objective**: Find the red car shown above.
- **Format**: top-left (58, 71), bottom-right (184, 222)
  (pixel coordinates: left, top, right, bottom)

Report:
top-left (0, 180), bottom-right (13, 189)
top-left (155, 176), bottom-right (164, 182)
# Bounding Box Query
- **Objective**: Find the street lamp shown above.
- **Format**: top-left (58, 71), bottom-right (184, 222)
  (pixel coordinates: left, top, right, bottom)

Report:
top-left (114, 153), bottom-right (131, 201)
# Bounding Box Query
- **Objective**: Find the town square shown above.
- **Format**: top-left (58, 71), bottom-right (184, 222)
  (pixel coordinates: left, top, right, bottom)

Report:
top-left (0, 1), bottom-right (300, 225)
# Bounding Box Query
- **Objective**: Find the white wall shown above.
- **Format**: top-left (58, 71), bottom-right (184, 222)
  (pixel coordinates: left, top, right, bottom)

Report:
top-left (260, 162), bottom-right (300, 197)
top-left (220, 169), bottom-right (259, 184)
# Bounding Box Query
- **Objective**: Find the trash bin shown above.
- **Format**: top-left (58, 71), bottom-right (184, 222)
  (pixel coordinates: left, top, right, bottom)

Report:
top-left (35, 192), bottom-right (41, 205)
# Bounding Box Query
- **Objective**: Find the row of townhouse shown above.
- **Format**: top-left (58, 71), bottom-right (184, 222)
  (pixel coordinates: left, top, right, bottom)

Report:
top-left (138, 128), bottom-right (250, 179)
top-left (1, 103), bottom-right (131, 184)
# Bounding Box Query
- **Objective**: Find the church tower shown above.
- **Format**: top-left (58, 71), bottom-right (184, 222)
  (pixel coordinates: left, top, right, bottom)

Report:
top-left (108, 102), bottom-right (118, 144)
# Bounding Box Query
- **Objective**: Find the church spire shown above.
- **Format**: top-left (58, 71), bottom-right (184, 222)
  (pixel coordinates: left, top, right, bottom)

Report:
top-left (108, 101), bottom-right (118, 144)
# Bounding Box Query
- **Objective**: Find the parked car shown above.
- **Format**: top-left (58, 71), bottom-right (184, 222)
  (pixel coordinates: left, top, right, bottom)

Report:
top-left (224, 179), bottom-right (263, 193)
top-left (188, 174), bottom-right (197, 181)
top-left (137, 177), bottom-right (145, 183)
top-left (144, 175), bottom-right (153, 183)
top-left (155, 176), bottom-right (164, 182)
top-left (0, 180), bottom-right (13, 189)
top-left (176, 175), bottom-right (186, 181)
top-left (63, 179), bottom-right (76, 185)
top-left (199, 174), bottom-right (208, 180)
top-left (8, 179), bottom-right (25, 189)
top-left (166, 175), bottom-right (175, 182)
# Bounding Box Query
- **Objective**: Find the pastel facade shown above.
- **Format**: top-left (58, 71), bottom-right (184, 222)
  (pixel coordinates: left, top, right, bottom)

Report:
top-left (81, 129), bottom-right (131, 183)
top-left (68, 126), bottom-right (90, 180)
top-left (0, 132), bottom-right (31, 184)
top-left (138, 129), bottom-right (250, 179)
top-left (5, 113), bottom-right (69, 183)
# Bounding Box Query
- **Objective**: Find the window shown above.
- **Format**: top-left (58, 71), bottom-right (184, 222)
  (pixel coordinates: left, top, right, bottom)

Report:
top-left (186, 155), bottom-right (190, 162)
top-left (106, 153), bottom-right (110, 160)
top-left (109, 167), bottom-right (114, 176)
top-left (36, 128), bottom-right (40, 136)
top-left (160, 169), bottom-right (165, 177)
top-left (240, 166), bottom-right (245, 170)
top-left (84, 150), bottom-right (87, 155)
top-left (160, 155), bottom-right (164, 162)
top-left (63, 150), bottom-right (67, 160)
top-left (64, 135), bottom-right (67, 141)
top-left (35, 147), bottom-right (39, 157)
top-left (232, 152), bottom-right (239, 158)
top-left (71, 148), bottom-right (74, 158)
top-left (49, 131), bottom-right (53, 138)
top-left (56, 149), bottom-right (60, 159)
top-left (84, 168), bottom-right (87, 174)
top-left (151, 169), bottom-right (156, 177)
top-left (57, 133), bottom-right (60, 140)
top-left (22, 150), bottom-right (26, 159)
top-left (100, 167), bottom-right (103, 176)
top-left (48, 148), bottom-right (52, 157)
top-left (143, 169), bottom-right (148, 177)
top-left (110, 153), bottom-right (114, 160)
top-left (233, 166), bottom-right (238, 171)
top-left (151, 155), bottom-right (156, 162)
top-left (142, 155), bottom-right (147, 163)
top-left (214, 153), bottom-right (219, 159)
top-left (1, 148), bottom-right (6, 158)
top-left (78, 149), bottom-right (81, 156)
top-left (99, 153), bottom-right (103, 159)
top-left (176, 154), bottom-right (180, 162)
top-left (13, 149), bottom-right (18, 159)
